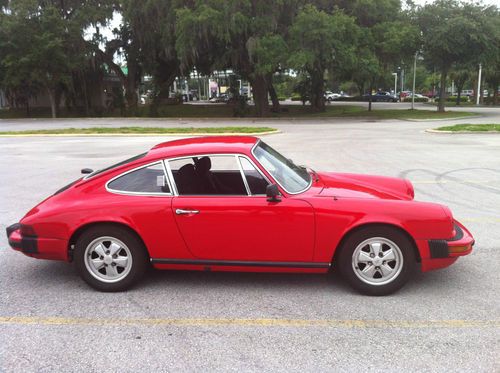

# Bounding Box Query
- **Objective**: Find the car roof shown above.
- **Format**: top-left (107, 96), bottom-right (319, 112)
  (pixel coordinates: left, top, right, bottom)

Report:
top-left (148, 136), bottom-right (259, 159)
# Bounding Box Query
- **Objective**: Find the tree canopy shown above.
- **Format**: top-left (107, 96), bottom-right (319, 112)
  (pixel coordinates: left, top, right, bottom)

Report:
top-left (0, 0), bottom-right (498, 117)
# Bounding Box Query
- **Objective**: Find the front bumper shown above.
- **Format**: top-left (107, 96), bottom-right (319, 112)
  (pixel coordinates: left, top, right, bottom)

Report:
top-left (6, 223), bottom-right (68, 261)
top-left (421, 220), bottom-right (474, 272)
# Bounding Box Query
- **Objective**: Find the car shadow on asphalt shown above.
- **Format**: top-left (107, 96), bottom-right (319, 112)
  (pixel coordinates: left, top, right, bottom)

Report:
top-left (15, 259), bottom-right (473, 297)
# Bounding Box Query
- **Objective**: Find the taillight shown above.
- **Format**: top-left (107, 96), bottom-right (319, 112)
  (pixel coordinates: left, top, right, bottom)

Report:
top-left (20, 224), bottom-right (36, 237)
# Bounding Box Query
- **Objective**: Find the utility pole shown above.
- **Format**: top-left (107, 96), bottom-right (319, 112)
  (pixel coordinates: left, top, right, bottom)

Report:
top-left (411, 53), bottom-right (417, 110)
top-left (476, 63), bottom-right (482, 106)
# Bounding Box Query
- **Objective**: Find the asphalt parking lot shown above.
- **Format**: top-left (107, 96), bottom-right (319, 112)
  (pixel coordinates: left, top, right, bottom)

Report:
top-left (1, 111), bottom-right (499, 372)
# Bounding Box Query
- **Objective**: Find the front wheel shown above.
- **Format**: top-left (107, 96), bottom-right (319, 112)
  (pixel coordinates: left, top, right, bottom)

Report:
top-left (74, 225), bottom-right (148, 292)
top-left (337, 227), bottom-right (416, 296)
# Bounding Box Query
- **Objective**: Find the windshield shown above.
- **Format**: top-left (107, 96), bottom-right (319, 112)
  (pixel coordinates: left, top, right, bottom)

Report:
top-left (253, 141), bottom-right (311, 194)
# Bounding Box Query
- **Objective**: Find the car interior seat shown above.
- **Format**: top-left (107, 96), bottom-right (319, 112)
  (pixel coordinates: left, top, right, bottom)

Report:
top-left (176, 163), bottom-right (198, 194)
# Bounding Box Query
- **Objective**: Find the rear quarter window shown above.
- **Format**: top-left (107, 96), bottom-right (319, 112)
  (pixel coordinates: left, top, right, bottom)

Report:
top-left (107, 162), bottom-right (170, 194)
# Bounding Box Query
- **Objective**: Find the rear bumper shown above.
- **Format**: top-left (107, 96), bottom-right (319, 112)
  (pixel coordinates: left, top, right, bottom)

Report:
top-left (421, 220), bottom-right (474, 272)
top-left (6, 223), bottom-right (68, 261)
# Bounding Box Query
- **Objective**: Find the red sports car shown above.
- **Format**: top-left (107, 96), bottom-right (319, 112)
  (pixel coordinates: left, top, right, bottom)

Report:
top-left (6, 136), bottom-right (474, 295)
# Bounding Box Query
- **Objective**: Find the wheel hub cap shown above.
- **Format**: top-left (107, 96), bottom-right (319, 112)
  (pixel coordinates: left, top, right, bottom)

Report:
top-left (83, 236), bottom-right (133, 283)
top-left (351, 237), bottom-right (404, 286)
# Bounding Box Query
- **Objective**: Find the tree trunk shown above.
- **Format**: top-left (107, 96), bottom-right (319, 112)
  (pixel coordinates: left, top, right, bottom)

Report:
top-left (150, 65), bottom-right (177, 117)
top-left (125, 82), bottom-right (138, 111)
top-left (455, 81), bottom-right (465, 106)
top-left (268, 81), bottom-right (280, 112)
top-left (368, 82), bottom-right (373, 112)
top-left (55, 84), bottom-right (63, 117)
top-left (251, 74), bottom-right (270, 117)
top-left (437, 70), bottom-right (447, 113)
top-left (82, 71), bottom-right (90, 116)
top-left (47, 87), bottom-right (57, 118)
top-left (310, 70), bottom-right (325, 112)
top-left (125, 62), bottom-right (139, 111)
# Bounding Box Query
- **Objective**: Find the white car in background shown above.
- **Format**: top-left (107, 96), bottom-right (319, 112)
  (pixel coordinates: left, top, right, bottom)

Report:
top-left (325, 91), bottom-right (341, 101)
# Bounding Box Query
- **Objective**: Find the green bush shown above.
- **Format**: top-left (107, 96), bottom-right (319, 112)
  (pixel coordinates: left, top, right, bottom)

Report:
top-left (446, 96), bottom-right (469, 102)
top-left (402, 97), bottom-right (429, 102)
top-left (483, 96), bottom-right (499, 105)
top-left (277, 96), bottom-right (288, 101)
top-left (291, 94), bottom-right (302, 101)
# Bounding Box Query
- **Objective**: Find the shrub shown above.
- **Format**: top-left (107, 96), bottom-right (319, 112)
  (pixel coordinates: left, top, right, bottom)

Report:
top-left (402, 97), bottom-right (429, 103)
top-left (446, 96), bottom-right (469, 102)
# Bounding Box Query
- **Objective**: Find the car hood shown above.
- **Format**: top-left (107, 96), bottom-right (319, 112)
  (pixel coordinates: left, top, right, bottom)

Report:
top-left (317, 172), bottom-right (414, 200)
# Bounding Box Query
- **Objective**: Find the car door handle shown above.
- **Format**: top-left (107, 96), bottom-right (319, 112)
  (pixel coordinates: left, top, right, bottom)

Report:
top-left (175, 209), bottom-right (200, 215)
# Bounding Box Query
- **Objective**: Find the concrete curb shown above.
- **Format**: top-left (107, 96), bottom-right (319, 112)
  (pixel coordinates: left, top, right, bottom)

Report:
top-left (0, 130), bottom-right (281, 137)
top-left (425, 129), bottom-right (500, 134)
top-left (403, 115), bottom-right (481, 122)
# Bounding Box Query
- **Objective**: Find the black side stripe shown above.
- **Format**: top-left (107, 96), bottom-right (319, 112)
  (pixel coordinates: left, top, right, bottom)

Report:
top-left (150, 258), bottom-right (330, 269)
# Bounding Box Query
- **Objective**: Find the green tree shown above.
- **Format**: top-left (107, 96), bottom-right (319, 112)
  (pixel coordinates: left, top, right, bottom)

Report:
top-left (418, 0), bottom-right (498, 112)
top-left (288, 4), bottom-right (357, 112)
top-left (175, 0), bottom-right (294, 116)
top-left (0, 1), bottom-right (84, 117)
top-left (121, 0), bottom-right (179, 115)
top-left (449, 64), bottom-right (472, 105)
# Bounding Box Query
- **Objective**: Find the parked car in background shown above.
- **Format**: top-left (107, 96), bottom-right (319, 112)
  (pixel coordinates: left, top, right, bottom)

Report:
top-left (402, 93), bottom-right (430, 102)
top-left (325, 91), bottom-right (341, 101)
top-left (399, 91), bottom-right (411, 99)
top-left (363, 91), bottom-right (399, 102)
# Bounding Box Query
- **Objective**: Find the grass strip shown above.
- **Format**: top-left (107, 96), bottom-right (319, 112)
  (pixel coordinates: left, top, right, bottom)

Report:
top-left (0, 126), bottom-right (278, 135)
top-left (433, 123), bottom-right (500, 132)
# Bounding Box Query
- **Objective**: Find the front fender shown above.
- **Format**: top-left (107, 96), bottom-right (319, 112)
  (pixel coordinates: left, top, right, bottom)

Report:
top-left (309, 197), bottom-right (454, 262)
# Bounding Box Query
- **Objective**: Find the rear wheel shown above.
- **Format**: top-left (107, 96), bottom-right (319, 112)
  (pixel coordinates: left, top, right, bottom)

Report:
top-left (74, 225), bottom-right (148, 292)
top-left (337, 227), bottom-right (416, 296)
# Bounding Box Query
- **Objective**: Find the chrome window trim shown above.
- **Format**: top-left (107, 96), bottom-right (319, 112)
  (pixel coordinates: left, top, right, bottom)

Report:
top-left (251, 140), bottom-right (312, 195)
top-left (105, 161), bottom-right (173, 197)
top-left (236, 155), bottom-right (251, 196)
top-left (166, 153), bottom-right (270, 197)
top-left (163, 159), bottom-right (178, 196)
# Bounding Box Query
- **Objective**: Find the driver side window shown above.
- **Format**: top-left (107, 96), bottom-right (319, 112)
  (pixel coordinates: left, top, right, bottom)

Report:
top-left (169, 155), bottom-right (247, 196)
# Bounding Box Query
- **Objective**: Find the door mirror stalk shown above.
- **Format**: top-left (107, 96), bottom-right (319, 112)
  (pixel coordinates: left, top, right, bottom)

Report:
top-left (266, 184), bottom-right (281, 202)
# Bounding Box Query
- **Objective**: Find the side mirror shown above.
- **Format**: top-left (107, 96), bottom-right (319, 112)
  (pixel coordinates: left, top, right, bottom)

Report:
top-left (266, 184), bottom-right (281, 202)
top-left (81, 168), bottom-right (94, 174)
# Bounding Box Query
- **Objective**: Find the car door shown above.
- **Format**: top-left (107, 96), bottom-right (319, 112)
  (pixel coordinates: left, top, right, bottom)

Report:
top-left (168, 155), bottom-right (315, 262)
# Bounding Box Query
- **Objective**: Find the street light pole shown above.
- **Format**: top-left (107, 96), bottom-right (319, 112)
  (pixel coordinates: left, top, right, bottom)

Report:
top-left (401, 68), bottom-right (404, 93)
top-left (476, 63), bottom-right (482, 106)
top-left (392, 73), bottom-right (398, 96)
top-left (411, 52), bottom-right (417, 110)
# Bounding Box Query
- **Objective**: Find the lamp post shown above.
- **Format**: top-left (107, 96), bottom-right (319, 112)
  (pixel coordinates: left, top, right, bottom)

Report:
top-left (392, 73), bottom-right (398, 96)
top-left (476, 63), bottom-right (482, 106)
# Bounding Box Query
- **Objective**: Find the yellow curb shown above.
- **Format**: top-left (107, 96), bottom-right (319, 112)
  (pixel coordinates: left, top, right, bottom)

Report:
top-left (0, 316), bottom-right (498, 328)
top-left (0, 130), bottom-right (281, 137)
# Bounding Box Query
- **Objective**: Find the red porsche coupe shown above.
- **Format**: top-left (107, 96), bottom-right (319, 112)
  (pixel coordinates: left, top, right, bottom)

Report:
top-left (6, 136), bottom-right (474, 295)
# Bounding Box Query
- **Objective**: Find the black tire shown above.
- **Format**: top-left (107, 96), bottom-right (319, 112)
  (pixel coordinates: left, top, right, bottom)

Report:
top-left (337, 226), bottom-right (416, 296)
top-left (74, 225), bottom-right (148, 292)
